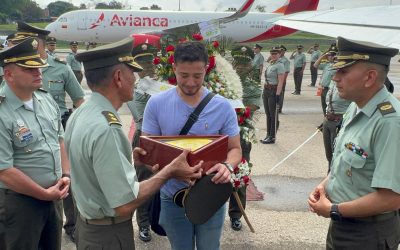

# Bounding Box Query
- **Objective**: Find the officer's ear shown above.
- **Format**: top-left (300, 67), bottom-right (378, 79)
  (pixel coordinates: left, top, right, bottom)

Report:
top-left (364, 68), bottom-right (378, 88)
top-left (112, 66), bottom-right (124, 89)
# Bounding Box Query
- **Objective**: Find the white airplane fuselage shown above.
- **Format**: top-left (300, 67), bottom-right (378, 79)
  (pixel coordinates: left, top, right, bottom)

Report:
top-left (46, 10), bottom-right (282, 43)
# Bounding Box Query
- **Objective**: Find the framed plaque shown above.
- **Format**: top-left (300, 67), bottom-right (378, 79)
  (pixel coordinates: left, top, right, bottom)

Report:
top-left (139, 135), bottom-right (228, 172)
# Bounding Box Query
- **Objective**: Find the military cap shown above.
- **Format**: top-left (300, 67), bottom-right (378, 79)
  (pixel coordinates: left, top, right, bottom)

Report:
top-left (70, 41), bottom-right (78, 46)
top-left (332, 36), bottom-right (399, 69)
top-left (231, 45), bottom-right (254, 64)
top-left (327, 43), bottom-right (338, 54)
top-left (75, 37), bottom-right (143, 71)
top-left (16, 21), bottom-right (50, 40)
top-left (131, 43), bottom-right (157, 62)
top-left (297, 45), bottom-right (304, 49)
top-left (270, 46), bottom-right (281, 53)
top-left (0, 44), bottom-right (4, 50)
top-left (6, 32), bottom-right (31, 44)
top-left (280, 45), bottom-right (287, 51)
top-left (313, 43), bottom-right (319, 47)
top-left (254, 44), bottom-right (262, 50)
top-left (46, 37), bottom-right (57, 44)
top-left (0, 38), bottom-right (48, 68)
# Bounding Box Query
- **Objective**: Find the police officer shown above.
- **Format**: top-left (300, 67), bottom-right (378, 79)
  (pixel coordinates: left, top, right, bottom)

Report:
top-left (314, 43), bottom-right (338, 115)
top-left (16, 21), bottom-right (85, 243)
top-left (307, 43), bottom-right (322, 87)
top-left (46, 36), bottom-right (57, 56)
top-left (260, 47), bottom-right (285, 144)
top-left (252, 44), bottom-right (264, 81)
top-left (290, 45), bottom-right (306, 95)
top-left (0, 38), bottom-right (70, 250)
top-left (126, 42), bottom-right (158, 242)
top-left (66, 41), bottom-right (83, 84)
top-left (278, 45), bottom-right (290, 113)
top-left (64, 38), bottom-right (202, 249)
top-left (308, 37), bottom-right (400, 249)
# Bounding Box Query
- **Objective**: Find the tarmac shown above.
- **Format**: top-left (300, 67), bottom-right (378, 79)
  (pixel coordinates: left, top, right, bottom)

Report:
top-left (60, 52), bottom-right (400, 250)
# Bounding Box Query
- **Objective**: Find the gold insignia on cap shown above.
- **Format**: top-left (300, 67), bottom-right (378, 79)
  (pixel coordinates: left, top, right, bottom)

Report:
top-left (4, 54), bottom-right (41, 64)
top-left (24, 60), bottom-right (42, 66)
top-left (118, 56), bottom-right (134, 63)
top-left (31, 39), bottom-right (38, 49)
top-left (337, 54), bottom-right (369, 61)
top-left (101, 111), bottom-right (121, 126)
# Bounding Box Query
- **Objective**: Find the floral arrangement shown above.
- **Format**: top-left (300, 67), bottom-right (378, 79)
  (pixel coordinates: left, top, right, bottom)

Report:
top-left (236, 107), bottom-right (257, 143)
top-left (231, 158), bottom-right (251, 189)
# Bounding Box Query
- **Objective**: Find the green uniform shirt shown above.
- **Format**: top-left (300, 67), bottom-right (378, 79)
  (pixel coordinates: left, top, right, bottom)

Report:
top-left (0, 84), bottom-right (63, 189)
top-left (65, 92), bottom-right (139, 219)
top-left (293, 52), bottom-right (306, 68)
top-left (66, 52), bottom-right (82, 72)
top-left (278, 56), bottom-right (290, 73)
top-left (265, 61), bottom-right (285, 85)
top-left (0, 67), bottom-right (3, 77)
top-left (310, 50), bottom-right (322, 62)
top-left (41, 55), bottom-right (85, 114)
top-left (325, 83), bottom-right (351, 114)
top-left (319, 63), bottom-right (336, 87)
top-left (127, 81), bottom-right (151, 131)
top-left (252, 53), bottom-right (264, 69)
top-left (326, 87), bottom-right (400, 204)
top-left (46, 50), bottom-right (56, 57)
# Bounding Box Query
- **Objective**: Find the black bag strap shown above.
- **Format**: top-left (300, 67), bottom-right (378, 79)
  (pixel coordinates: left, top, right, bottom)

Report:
top-left (179, 92), bottom-right (215, 135)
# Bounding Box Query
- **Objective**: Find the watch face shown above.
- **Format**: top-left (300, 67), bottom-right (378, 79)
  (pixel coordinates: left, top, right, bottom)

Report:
top-left (330, 211), bottom-right (342, 221)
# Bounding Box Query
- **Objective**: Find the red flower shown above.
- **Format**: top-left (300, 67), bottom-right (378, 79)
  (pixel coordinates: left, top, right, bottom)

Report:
top-left (167, 55), bottom-right (174, 64)
top-left (235, 108), bottom-right (241, 113)
top-left (238, 116), bottom-right (245, 125)
top-left (192, 33), bottom-right (203, 41)
top-left (168, 76), bottom-right (177, 84)
top-left (212, 41), bottom-right (219, 48)
top-left (244, 107), bottom-right (251, 118)
top-left (233, 166), bottom-right (239, 174)
top-left (243, 175), bottom-right (250, 185)
top-left (241, 158), bottom-right (246, 164)
top-left (166, 45), bottom-right (175, 53)
top-left (206, 56), bottom-right (216, 74)
top-left (234, 180), bottom-right (241, 187)
top-left (153, 57), bottom-right (161, 65)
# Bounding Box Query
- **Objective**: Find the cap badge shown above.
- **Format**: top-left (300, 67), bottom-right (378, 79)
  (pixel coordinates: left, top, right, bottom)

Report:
top-left (31, 39), bottom-right (38, 49)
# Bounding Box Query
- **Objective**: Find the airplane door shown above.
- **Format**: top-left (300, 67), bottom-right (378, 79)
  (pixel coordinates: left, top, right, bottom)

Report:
top-left (77, 13), bottom-right (87, 30)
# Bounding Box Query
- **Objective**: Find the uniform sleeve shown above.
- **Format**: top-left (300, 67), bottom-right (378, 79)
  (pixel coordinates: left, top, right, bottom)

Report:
top-left (371, 118), bottom-right (400, 193)
top-left (220, 101), bottom-right (240, 137)
top-left (66, 54), bottom-right (72, 66)
top-left (0, 116), bottom-right (13, 170)
top-left (142, 96), bottom-right (161, 135)
top-left (92, 126), bottom-right (139, 208)
top-left (302, 54), bottom-right (307, 65)
top-left (63, 65), bottom-right (85, 101)
top-left (277, 63), bottom-right (285, 74)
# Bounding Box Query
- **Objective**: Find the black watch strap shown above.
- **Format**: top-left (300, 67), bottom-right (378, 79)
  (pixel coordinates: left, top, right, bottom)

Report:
top-left (62, 173), bottom-right (71, 178)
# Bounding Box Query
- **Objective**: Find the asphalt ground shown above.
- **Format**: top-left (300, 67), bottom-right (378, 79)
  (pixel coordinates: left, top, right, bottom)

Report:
top-left (60, 52), bottom-right (400, 250)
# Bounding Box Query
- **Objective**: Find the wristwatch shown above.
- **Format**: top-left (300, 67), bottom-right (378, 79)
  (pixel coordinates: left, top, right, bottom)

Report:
top-left (222, 162), bottom-right (234, 173)
top-left (330, 203), bottom-right (342, 221)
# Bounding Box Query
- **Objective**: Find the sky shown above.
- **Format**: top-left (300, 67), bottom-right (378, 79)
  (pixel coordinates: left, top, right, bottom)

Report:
top-left (34, 0), bottom-right (399, 11)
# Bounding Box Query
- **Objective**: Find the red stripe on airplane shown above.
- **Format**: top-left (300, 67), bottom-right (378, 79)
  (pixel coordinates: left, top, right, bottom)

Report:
top-left (241, 25), bottom-right (297, 43)
top-left (240, 0), bottom-right (255, 13)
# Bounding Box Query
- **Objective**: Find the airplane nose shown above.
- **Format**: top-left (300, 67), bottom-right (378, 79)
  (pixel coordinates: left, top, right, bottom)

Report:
top-left (45, 23), bottom-right (56, 36)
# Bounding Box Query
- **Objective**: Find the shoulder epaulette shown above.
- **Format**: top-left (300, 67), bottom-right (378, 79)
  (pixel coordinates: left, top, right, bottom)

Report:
top-left (378, 101), bottom-right (396, 116)
top-left (37, 88), bottom-right (48, 93)
top-left (54, 57), bottom-right (66, 64)
top-left (101, 111), bottom-right (121, 126)
top-left (0, 95), bottom-right (5, 104)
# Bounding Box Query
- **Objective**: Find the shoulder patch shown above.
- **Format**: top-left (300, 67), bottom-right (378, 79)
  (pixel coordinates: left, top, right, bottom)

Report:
top-left (37, 88), bottom-right (48, 93)
top-left (0, 95), bottom-right (5, 104)
top-left (54, 57), bottom-right (66, 64)
top-left (378, 101), bottom-right (396, 116)
top-left (101, 111), bottom-right (121, 126)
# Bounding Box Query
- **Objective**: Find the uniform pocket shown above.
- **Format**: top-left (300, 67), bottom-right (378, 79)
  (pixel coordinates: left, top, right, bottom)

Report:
top-left (342, 149), bottom-right (366, 169)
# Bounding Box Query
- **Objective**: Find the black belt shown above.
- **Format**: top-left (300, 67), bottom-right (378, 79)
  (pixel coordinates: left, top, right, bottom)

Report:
top-left (79, 214), bottom-right (132, 226)
top-left (264, 84), bottom-right (277, 90)
top-left (334, 211), bottom-right (399, 223)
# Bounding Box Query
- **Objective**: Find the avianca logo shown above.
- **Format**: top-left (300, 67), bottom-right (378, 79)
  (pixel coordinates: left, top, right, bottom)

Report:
top-left (110, 14), bottom-right (168, 27)
top-left (89, 12), bottom-right (105, 29)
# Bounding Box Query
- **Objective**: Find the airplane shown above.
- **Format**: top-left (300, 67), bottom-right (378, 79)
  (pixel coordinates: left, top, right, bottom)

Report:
top-left (274, 5), bottom-right (400, 49)
top-left (45, 0), bottom-right (319, 44)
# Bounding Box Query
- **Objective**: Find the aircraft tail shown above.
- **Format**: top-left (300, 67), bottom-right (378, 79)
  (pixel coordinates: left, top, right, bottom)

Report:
top-left (273, 0), bottom-right (319, 15)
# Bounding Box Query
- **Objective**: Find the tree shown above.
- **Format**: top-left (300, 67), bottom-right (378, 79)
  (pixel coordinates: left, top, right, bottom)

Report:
top-left (95, 1), bottom-right (123, 9)
top-left (150, 4), bottom-right (162, 10)
top-left (255, 5), bottom-right (266, 12)
top-left (21, 1), bottom-right (44, 21)
top-left (48, 1), bottom-right (77, 17)
top-left (140, 7), bottom-right (149, 10)
top-left (79, 3), bottom-right (87, 9)
top-left (225, 7), bottom-right (237, 12)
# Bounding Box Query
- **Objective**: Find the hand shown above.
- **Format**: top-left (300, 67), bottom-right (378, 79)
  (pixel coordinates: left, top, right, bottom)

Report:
top-left (44, 178), bottom-right (70, 201)
top-left (206, 163), bottom-right (232, 184)
top-left (307, 185), bottom-right (331, 218)
top-left (275, 95), bottom-right (280, 104)
top-left (132, 147), bottom-right (159, 172)
top-left (165, 149), bottom-right (203, 183)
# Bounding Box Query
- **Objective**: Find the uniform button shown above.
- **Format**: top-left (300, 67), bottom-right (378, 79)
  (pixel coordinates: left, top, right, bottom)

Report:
top-left (346, 169), bottom-right (352, 177)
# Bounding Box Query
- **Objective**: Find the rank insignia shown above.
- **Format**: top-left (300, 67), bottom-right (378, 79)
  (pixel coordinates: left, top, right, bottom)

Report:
top-left (102, 111), bottom-right (121, 126)
top-left (378, 102), bottom-right (395, 116)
